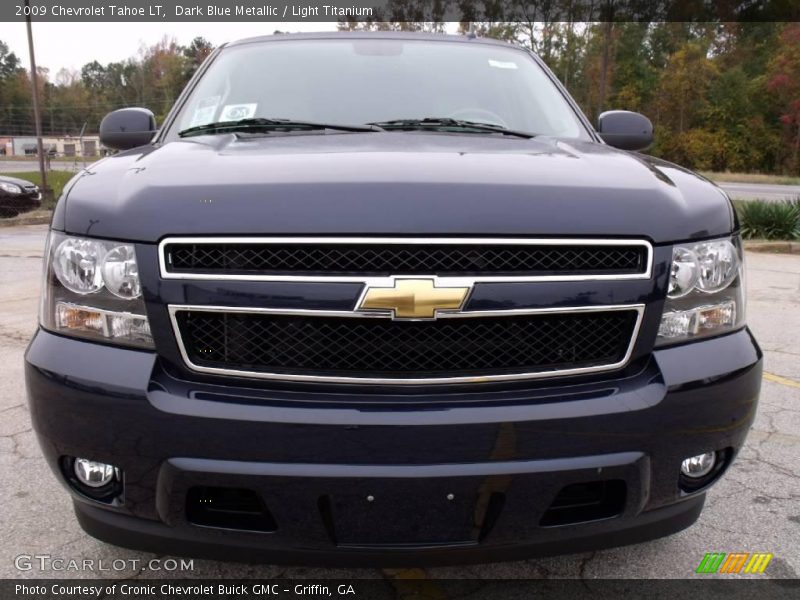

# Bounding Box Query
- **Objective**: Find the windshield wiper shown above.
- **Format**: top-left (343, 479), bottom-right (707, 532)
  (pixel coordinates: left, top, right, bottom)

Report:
top-left (179, 118), bottom-right (383, 138)
top-left (367, 117), bottom-right (535, 139)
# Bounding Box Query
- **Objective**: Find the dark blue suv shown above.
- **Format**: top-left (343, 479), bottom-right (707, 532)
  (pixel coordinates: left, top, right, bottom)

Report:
top-left (25, 32), bottom-right (761, 566)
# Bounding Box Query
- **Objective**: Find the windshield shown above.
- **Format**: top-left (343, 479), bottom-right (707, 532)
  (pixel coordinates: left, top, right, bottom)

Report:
top-left (166, 38), bottom-right (589, 140)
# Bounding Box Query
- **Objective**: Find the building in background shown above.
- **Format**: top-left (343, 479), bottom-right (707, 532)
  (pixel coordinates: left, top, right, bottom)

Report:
top-left (0, 135), bottom-right (104, 157)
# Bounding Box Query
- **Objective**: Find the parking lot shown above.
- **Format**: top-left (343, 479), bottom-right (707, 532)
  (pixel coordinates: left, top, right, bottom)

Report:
top-left (0, 224), bottom-right (798, 582)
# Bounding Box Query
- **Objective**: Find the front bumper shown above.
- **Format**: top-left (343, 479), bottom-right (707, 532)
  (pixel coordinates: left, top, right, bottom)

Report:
top-left (26, 328), bottom-right (761, 566)
top-left (0, 191), bottom-right (41, 216)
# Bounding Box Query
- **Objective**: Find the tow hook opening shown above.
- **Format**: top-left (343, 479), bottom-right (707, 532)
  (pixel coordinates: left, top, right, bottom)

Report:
top-left (186, 486), bottom-right (277, 533)
top-left (539, 479), bottom-right (627, 527)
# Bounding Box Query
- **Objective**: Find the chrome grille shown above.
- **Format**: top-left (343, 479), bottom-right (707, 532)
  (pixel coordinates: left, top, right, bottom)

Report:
top-left (162, 238), bottom-right (649, 278)
top-left (172, 308), bottom-right (641, 384)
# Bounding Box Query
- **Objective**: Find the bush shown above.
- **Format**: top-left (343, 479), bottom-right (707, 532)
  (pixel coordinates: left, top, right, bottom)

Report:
top-left (734, 198), bottom-right (800, 240)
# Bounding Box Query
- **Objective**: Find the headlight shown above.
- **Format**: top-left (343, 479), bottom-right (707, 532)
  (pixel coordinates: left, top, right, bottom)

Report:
top-left (657, 236), bottom-right (745, 346)
top-left (0, 181), bottom-right (22, 194)
top-left (667, 247), bottom-right (699, 298)
top-left (694, 239), bottom-right (739, 293)
top-left (53, 237), bottom-right (106, 294)
top-left (101, 245), bottom-right (142, 299)
top-left (40, 232), bottom-right (153, 349)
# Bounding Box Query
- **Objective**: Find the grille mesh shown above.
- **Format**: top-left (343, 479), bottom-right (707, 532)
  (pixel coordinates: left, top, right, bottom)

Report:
top-left (165, 242), bottom-right (646, 276)
top-left (175, 310), bottom-right (638, 379)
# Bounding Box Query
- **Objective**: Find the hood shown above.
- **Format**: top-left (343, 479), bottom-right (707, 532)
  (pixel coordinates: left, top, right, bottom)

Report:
top-left (59, 132), bottom-right (734, 244)
top-left (0, 175), bottom-right (37, 187)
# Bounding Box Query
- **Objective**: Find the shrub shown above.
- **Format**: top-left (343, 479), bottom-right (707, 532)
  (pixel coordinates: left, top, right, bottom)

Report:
top-left (734, 198), bottom-right (800, 240)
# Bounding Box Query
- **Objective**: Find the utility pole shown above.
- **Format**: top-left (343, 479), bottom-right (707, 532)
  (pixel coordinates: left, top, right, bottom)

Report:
top-left (24, 0), bottom-right (50, 199)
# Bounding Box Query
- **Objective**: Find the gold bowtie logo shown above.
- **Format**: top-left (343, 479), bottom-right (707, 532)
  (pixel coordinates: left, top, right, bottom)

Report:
top-left (359, 279), bottom-right (470, 319)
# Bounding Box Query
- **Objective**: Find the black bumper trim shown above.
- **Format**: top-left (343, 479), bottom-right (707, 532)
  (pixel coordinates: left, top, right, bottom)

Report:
top-left (167, 452), bottom-right (644, 479)
top-left (75, 494), bottom-right (704, 567)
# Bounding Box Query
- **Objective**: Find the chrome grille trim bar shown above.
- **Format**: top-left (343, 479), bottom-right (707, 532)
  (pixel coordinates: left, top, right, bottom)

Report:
top-left (159, 237), bottom-right (654, 283)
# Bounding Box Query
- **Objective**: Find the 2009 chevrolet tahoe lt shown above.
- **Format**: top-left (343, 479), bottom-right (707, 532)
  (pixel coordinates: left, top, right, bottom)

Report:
top-left (25, 32), bottom-right (762, 566)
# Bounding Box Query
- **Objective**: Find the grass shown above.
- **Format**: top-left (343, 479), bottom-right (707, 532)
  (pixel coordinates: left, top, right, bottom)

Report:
top-left (734, 199), bottom-right (800, 240)
top-left (701, 171), bottom-right (800, 186)
top-left (4, 170), bottom-right (76, 209)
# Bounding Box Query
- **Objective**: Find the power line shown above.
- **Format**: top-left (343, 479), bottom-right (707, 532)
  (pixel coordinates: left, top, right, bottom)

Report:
top-left (0, 98), bottom-right (177, 109)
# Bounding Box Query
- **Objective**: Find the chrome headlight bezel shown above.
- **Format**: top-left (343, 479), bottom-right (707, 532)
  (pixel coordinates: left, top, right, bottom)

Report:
top-left (40, 232), bottom-right (154, 349)
top-left (657, 235), bottom-right (746, 346)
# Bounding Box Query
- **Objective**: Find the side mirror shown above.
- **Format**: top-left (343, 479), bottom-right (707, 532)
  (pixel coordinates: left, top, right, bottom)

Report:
top-left (99, 108), bottom-right (157, 151)
top-left (597, 110), bottom-right (653, 151)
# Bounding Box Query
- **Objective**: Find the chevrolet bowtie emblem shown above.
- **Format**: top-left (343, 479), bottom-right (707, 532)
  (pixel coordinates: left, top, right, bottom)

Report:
top-left (359, 279), bottom-right (471, 319)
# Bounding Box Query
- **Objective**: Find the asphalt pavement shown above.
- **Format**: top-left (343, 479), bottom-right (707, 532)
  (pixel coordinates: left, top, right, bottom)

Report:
top-left (718, 182), bottom-right (800, 202)
top-left (0, 224), bottom-right (798, 582)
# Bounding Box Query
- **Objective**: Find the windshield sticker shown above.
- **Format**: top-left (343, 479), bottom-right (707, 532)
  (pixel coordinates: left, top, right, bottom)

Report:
top-left (188, 96), bottom-right (220, 127)
top-left (488, 59), bottom-right (518, 70)
top-left (220, 103), bottom-right (257, 121)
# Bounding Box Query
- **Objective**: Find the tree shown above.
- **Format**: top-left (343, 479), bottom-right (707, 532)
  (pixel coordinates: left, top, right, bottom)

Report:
top-left (183, 37), bottom-right (213, 79)
top-left (0, 40), bottom-right (27, 136)
top-left (0, 40), bottom-right (21, 79)
top-left (655, 40), bottom-right (718, 133)
top-left (767, 23), bottom-right (800, 173)
top-left (0, 21), bottom-right (796, 173)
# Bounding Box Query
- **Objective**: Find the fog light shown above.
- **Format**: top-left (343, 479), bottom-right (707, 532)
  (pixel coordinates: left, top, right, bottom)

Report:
top-left (681, 452), bottom-right (716, 478)
top-left (73, 458), bottom-right (117, 488)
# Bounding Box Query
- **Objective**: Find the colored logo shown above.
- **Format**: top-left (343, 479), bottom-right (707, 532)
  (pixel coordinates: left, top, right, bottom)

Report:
top-left (696, 552), bottom-right (773, 574)
top-left (359, 278), bottom-right (470, 319)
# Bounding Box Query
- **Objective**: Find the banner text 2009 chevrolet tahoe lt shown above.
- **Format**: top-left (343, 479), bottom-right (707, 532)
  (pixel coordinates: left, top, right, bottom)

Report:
top-left (25, 32), bottom-right (761, 566)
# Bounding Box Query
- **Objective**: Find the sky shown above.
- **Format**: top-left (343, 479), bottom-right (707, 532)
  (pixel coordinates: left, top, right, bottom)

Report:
top-left (2, 22), bottom-right (340, 75)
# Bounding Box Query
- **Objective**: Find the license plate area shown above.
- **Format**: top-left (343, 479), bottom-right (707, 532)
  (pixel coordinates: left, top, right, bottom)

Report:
top-left (321, 477), bottom-right (485, 547)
